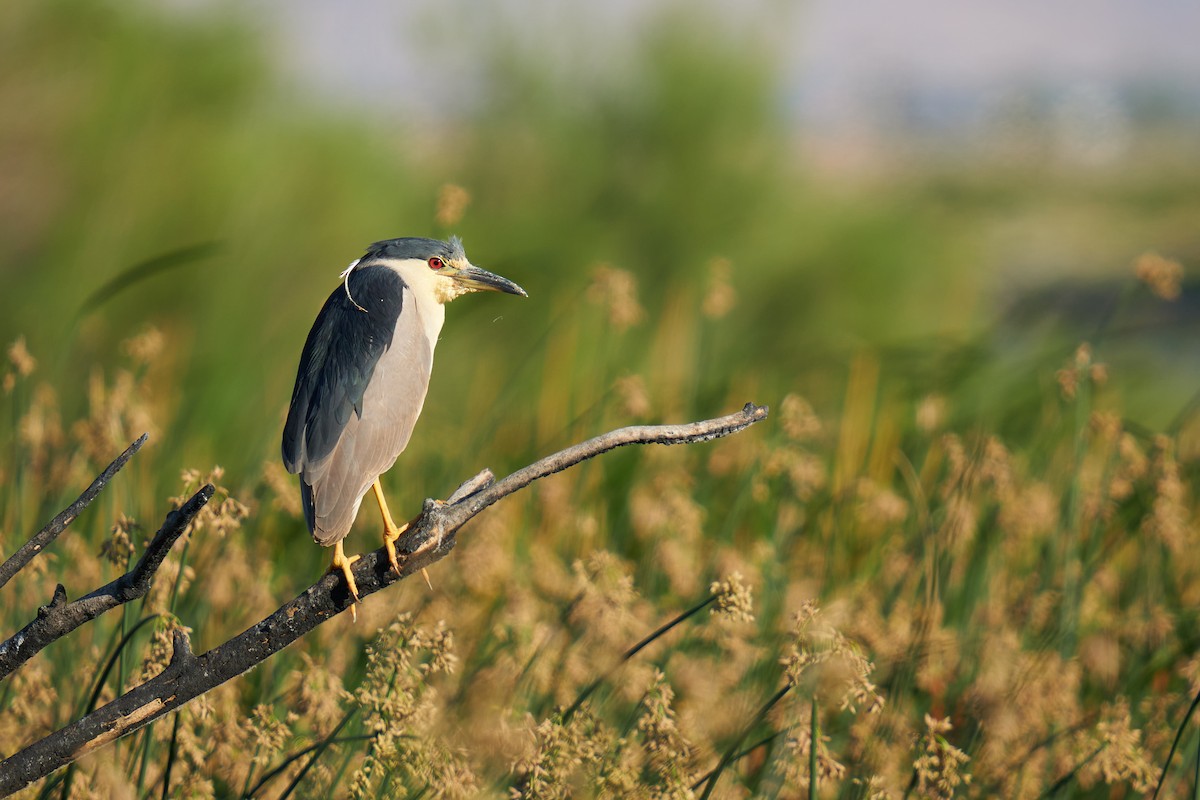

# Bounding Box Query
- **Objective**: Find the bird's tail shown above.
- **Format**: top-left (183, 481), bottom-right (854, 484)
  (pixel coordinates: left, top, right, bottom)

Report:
top-left (301, 479), bottom-right (317, 535)
top-left (301, 476), bottom-right (366, 546)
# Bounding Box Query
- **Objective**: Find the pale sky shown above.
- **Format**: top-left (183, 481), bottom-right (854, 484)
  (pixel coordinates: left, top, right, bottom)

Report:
top-left (223, 0), bottom-right (1200, 125)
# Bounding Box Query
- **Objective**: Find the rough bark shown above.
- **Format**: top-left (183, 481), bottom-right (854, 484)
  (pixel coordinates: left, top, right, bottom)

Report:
top-left (0, 434), bottom-right (148, 591)
top-left (0, 402), bottom-right (768, 796)
top-left (0, 486), bottom-right (213, 682)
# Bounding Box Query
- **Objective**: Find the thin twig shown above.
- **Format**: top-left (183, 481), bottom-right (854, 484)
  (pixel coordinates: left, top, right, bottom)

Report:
top-left (0, 434), bottom-right (148, 592)
top-left (430, 403), bottom-right (769, 537)
top-left (0, 403), bottom-right (768, 796)
top-left (0, 486), bottom-right (213, 683)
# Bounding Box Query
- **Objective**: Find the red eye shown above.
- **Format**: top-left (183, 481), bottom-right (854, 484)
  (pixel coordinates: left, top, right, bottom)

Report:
top-left (428, 257), bottom-right (444, 270)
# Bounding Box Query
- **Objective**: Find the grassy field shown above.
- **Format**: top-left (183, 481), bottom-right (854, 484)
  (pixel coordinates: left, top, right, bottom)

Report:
top-left (3, 2), bottom-right (1200, 797)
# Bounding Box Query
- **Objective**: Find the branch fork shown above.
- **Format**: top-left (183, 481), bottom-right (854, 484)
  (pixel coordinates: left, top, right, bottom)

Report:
top-left (0, 402), bottom-right (769, 796)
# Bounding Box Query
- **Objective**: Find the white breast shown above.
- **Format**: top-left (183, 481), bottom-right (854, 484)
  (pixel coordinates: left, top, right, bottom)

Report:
top-left (376, 257), bottom-right (447, 356)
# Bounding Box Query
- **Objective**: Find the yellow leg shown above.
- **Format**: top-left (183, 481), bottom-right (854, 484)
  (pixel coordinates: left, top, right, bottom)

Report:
top-left (331, 540), bottom-right (361, 622)
top-left (371, 478), bottom-right (433, 589)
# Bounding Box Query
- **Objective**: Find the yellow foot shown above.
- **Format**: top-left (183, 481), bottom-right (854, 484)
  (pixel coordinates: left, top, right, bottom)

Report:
top-left (373, 478), bottom-right (434, 590)
top-left (382, 521), bottom-right (433, 589)
top-left (331, 540), bottom-right (361, 621)
top-left (383, 519), bottom-right (410, 574)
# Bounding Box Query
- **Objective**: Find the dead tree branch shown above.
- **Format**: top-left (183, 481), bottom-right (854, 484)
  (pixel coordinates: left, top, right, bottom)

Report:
top-left (0, 434), bottom-right (148, 591)
top-left (0, 486), bottom-right (214, 683)
top-left (0, 402), bottom-right (769, 796)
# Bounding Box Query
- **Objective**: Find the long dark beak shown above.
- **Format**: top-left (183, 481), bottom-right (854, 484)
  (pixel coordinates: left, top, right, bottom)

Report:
top-left (454, 264), bottom-right (528, 297)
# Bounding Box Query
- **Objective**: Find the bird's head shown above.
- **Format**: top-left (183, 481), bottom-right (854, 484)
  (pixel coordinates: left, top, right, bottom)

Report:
top-left (359, 236), bottom-right (526, 304)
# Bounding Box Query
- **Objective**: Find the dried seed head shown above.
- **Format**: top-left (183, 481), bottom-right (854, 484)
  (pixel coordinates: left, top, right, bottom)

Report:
top-left (916, 394), bottom-right (947, 434)
top-left (7, 336), bottom-right (36, 377)
top-left (782, 600), bottom-right (884, 714)
top-left (121, 326), bottom-right (164, 365)
top-left (701, 256), bottom-right (736, 319)
top-left (780, 394), bottom-right (823, 441)
top-left (100, 513), bottom-right (139, 569)
top-left (436, 183), bottom-right (472, 228)
top-left (1134, 251), bottom-right (1183, 301)
top-left (262, 459), bottom-right (302, 517)
top-left (587, 265), bottom-right (645, 330)
top-left (512, 708), bottom-right (609, 800)
top-left (1141, 437), bottom-right (1187, 553)
top-left (241, 704), bottom-right (291, 767)
top-left (1078, 699), bottom-right (1160, 793)
top-left (782, 706), bottom-right (847, 792)
top-left (855, 479), bottom-right (910, 532)
top-left (709, 572), bottom-right (755, 624)
top-left (173, 466), bottom-right (250, 538)
top-left (613, 374), bottom-right (651, 419)
top-left (913, 714), bottom-right (971, 800)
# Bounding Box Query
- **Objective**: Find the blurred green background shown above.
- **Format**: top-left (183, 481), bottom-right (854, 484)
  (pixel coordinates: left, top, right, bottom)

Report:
top-left (3, 0), bottom-right (1200, 795)
top-left (4, 0), bottom-right (1197, 487)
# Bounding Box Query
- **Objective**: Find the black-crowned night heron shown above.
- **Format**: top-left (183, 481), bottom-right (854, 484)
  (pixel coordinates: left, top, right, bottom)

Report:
top-left (282, 237), bottom-right (525, 611)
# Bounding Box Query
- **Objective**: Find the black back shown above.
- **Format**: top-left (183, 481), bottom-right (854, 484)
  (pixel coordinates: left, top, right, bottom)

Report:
top-left (282, 265), bottom-right (407, 473)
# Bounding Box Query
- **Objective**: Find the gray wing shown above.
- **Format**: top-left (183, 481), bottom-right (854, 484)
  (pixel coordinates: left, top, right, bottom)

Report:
top-left (282, 266), bottom-right (434, 544)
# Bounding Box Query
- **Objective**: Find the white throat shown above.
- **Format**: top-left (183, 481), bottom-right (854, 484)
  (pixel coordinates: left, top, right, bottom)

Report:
top-left (372, 257), bottom-right (447, 352)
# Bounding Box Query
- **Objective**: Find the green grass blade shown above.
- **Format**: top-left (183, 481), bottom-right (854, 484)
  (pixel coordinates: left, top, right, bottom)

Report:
top-left (562, 594), bottom-right (717, 721)
top-left (159, 710), bottom-right (182, 800)
top-left (1153, 687), bottom-right (1200, 800)
top-left (809, 697), bottom-right (818, 800)
top-left (698, 683), bottom-right (791, 800)
top-left (75, 243), bottom-right (222, 318)
top-left (252, 712), bottom-right (363, 799)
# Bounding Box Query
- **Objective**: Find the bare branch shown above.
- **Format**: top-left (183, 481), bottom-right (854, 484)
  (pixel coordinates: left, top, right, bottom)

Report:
top-left (429, 401), bottom-right (771, 534)
top-left (0, 434), bottom-right (148, 591)
top-left (0, 486), bottom-right (214, 683)
top-left (0, 403), bottom-right (768, 796)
